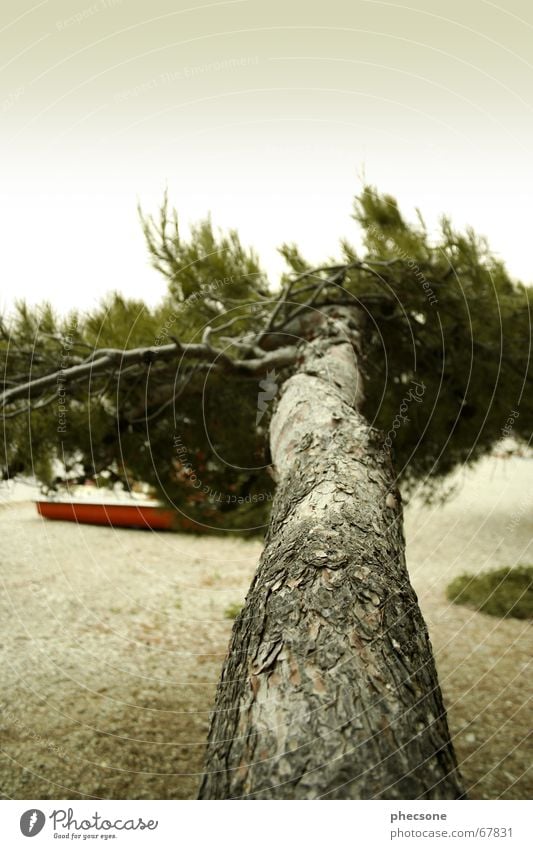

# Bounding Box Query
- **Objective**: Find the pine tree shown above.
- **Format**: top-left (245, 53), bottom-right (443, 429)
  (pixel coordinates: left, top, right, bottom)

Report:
top-left (2, 188), bottom-right (531, 797)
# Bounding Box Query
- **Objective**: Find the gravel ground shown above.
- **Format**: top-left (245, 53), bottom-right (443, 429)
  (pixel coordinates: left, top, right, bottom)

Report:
top-left (0, 456), bottom-right (531, 800)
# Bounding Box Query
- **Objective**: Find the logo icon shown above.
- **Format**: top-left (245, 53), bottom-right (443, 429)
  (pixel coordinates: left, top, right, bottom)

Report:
top-left (256, 370), bottom-right (278, 425)
top-left (20, 810), bottom-right (45, 837)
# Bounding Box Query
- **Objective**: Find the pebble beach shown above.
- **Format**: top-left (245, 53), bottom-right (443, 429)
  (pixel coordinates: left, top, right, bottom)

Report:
top-left (0, 456), bottom-right (531, 800)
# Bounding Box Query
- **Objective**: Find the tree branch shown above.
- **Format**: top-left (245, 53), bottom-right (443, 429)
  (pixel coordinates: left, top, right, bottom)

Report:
top-left (1, 338), bottom-right (299, 411)
top-left (0, 258), bottom-right (413, 415)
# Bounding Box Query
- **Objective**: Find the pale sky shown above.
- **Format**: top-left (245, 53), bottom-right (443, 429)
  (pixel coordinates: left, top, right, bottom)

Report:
top-left (1, 0), bottom-right (532, 315)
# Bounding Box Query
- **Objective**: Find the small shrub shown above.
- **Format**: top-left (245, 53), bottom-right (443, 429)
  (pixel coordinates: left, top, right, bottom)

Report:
top-left (224, 602), bottom-right (243, 620)
top-left (446, 565), bottom-right (533, 619)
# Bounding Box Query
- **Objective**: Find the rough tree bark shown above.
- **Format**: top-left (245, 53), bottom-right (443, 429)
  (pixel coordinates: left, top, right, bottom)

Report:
top-left (199, 313), bottom-right (465, 799)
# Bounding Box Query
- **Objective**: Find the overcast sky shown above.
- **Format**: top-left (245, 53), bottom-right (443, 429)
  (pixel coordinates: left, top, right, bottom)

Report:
top-left (1, 0), bottom-right (532, 315)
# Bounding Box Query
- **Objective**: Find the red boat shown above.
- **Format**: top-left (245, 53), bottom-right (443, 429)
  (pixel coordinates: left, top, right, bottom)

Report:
top-left (35, 497), bottom-right (175, 530)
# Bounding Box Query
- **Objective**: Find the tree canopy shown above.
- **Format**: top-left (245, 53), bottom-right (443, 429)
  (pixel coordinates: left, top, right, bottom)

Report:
top-left (1, 187), bottom-right (531, 530)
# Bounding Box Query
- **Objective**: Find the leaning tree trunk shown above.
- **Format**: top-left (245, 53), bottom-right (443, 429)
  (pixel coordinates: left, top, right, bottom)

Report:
top-left (199, 316), bottom-right (465, 799)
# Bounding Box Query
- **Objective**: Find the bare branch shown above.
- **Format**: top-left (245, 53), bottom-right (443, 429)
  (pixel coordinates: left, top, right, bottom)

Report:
top-left (278, 267), bottom-right (347, 330)
top-left (0, 392), bottom-right (59, 419)
top-left (1, 338), bottom-right (299, 412)
top-left (0, 258), bottom-right (406, 416)
top-left (1, 341), bottom-right (197, 407)
top-left (264, 261), bottom-right (366, 335)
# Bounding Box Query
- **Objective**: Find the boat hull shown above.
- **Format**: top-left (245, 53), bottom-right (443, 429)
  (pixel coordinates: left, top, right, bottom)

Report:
top-left (36, 500), bottom-right (175, 530)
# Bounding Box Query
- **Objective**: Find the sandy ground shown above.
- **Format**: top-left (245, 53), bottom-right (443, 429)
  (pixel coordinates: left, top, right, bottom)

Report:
top-left (0, 457), bottom-right (531, 800)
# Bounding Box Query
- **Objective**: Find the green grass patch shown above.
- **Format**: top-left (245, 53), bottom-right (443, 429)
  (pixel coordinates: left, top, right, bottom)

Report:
top-left (224, 602), bottom-right (243, 620)
top-left (446, 565), bottom-right (533, 620)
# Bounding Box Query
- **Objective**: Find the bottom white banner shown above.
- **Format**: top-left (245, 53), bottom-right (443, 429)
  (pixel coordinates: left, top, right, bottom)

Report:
top-left (1, 799), bottom-right (530, 849)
